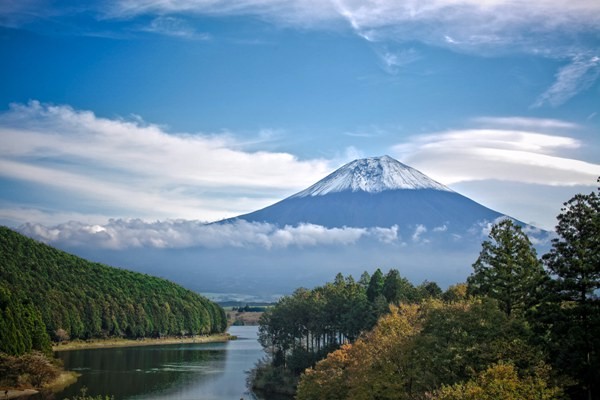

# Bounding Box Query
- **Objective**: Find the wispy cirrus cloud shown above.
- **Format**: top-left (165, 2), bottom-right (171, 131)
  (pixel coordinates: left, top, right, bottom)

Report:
top-left (472, 116), bottom-right (580, 130)
top-left (0, 101), bottom-right (332, 224)
top-left (331, 0), bottom-right (600, 98)
top-left (3, 1), bottom-right (599, 102)
top-left (94, 1), bottom-right (600, 62)
top-left (392, 117), bottom-right (600, 187)
top-left (532, 53), bottom-right (600, 108)
top-left (99, 1), bottom-right (600, 103)
top-left (372, 47), bottom-right (422, 74)
top-left (5, 1), bottom-right (599, 53)
top-left (140, 16), bottom-right (211, 40)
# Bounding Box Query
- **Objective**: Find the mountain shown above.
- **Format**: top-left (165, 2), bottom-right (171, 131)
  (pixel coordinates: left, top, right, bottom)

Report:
top-left (0, 226), bottom-right (226, 356)
top-left (14, 156), bottom-right (548, 301)
top-left (233, 155), bottom-right (506, 232)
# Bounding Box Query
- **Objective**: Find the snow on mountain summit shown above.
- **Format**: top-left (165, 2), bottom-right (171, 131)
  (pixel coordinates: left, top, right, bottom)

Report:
top-left (292, 155), bottom-right (452, 198)
top-left (230, 154), bottom-right (512, 230)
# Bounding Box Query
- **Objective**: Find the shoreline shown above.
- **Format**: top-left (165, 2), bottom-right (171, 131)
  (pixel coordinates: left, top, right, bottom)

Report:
top-left (0, 371), bottom-right (80, 399)
top-left (53, 332), bottom-right (235, 352)
top-left (0, 389), bottom-right (38, 400)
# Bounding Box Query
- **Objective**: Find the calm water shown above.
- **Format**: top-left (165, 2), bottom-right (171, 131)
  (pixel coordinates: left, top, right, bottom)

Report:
top-left (54, 326), bottom-right (267, 400)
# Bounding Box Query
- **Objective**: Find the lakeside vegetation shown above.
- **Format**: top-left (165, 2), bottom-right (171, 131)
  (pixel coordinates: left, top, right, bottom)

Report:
top-left (0, 226), bottom-right (227, 391)
top-left (226, 305), bottom-right (267, 326)
top-left (52, 332), bottom-right (233, 352)
top-left (253, 182), bottom-right (600, 400)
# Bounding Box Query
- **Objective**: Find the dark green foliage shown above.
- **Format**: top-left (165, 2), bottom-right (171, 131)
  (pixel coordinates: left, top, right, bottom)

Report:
top-left (418, 280), bottom-right (443, 299)
top-left (256, 269), bottom-right (420, 396)
top-left (257, 273), bottom-right (377, 384)
top-left (383, 268), bottom-right (419, 304)
top-left (249, 358), bottom-right (298, 397)
top-left (467, 219), bottom-right (548, 317)
top-left (0, 227), bottom-right (226, 356)
top-left (542, 184), bottom-right (600, 399)
top-left (544, 185), bottom-right (600, 300)
top-left (0, 285), bottom-right (51, 356)
top-left (232, 304), bottom-right (267, 312)
top-left (358, 271), bottom-right (371, 289)
top-left (463, 184), bottom-right (600, 399)
top-left (413, 298), bottom-right (546, 391)
top-left (366, 268), bottom-right (384, 301)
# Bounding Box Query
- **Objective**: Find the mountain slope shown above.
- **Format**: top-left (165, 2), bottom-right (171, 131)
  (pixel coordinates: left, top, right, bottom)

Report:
top-left (234, 156), bottom-right (506, 231)
top-left (0, 226), bottom-right (226, 355)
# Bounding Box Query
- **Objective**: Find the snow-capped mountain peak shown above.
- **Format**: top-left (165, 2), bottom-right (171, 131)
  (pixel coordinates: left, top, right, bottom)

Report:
top-left (292, 155), bottom-right (452, 198)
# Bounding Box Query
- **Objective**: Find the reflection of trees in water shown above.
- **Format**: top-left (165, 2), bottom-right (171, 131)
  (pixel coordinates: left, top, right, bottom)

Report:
top-left (56, 345), bottom-right (227, 399)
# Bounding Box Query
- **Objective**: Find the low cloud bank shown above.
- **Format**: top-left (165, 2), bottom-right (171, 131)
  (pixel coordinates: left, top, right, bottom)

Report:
top-left (18, 219), bottom-right (402, 250)
top-left (19, 217), bottom-right (547, 251)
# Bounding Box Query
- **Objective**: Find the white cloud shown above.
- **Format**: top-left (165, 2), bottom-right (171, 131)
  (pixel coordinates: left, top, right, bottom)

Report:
top-left (392, 120), bottom-right (600, 187)
top-left (83, 1), bottom-right (598, 56)
top-left (104, 0), bottom-right (343, 29)
top-left (533, 53), bottom-right (600, 108)
top-left (103, 1), bottom-right (600, 98)
top-left (141, 16), bottom-right (211, 40)
top-left (412, 224), bottom-right (427, 242)
top-left (18, 219), bottom-right (402, 250)
top-left (373, 47), bottom-right (421, 74)
top-left (335, 0), bottom-right (600, 52)
top-left (0, 101), bottom-right (332, 223)
top-left (469, 216), bottom-right (509, 238)
top-left (5, 1), bottom-right (600, 101)
top-left (370, 225), bottom-right (399, 244)
top-left (433, 224), bottom-right (448, 232)
top-left (472, 116), bottom-right (580, 130)
top-left (392, 119), bottom-right (599, 230)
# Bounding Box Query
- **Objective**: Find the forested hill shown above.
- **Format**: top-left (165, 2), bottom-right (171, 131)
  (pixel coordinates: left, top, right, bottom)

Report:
top-left (0, 226), bottom-right (226, 356)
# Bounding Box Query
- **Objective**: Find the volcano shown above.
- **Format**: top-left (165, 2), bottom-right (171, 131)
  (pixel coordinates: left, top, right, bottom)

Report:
top-left (232, 155), bottom-right (506, 232)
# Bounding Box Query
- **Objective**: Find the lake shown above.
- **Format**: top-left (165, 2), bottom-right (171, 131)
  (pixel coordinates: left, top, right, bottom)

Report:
top-left (53, 326), bottom-right (268, 400)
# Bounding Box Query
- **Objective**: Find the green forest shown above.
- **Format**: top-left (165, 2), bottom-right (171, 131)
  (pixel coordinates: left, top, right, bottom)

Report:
top-left (253, 184), bottom-right (600, 400)
top-left (0, 226), bottom-right (227, 358)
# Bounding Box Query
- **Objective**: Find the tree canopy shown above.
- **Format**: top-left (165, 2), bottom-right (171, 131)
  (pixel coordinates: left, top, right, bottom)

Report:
top-left (542, 182), bottom-right (600, 399)
top-left (297, 299), bottom-right (555, 400)
top-left (0, 227), bottom-right (226, 356)
top-left (467, 218), bottom-right (547, 317)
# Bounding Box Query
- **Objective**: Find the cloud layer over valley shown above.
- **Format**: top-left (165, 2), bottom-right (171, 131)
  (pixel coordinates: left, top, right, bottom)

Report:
top-left (19, 217), bottom-right (540, 297)
top-left (19, 219), bottom-right (403, 250)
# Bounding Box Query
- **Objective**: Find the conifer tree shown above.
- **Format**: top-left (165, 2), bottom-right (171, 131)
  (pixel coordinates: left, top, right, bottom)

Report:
top-left (542, 182), bottom-right (600, 400)
top-left (366, 268), bottom-right (384, 302)
top-left (467, 219), bottom-right (547, 317)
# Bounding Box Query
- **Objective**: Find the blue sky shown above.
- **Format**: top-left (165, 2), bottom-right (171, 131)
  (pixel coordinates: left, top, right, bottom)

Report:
top-left (1, 0), bottom-right (599, 237)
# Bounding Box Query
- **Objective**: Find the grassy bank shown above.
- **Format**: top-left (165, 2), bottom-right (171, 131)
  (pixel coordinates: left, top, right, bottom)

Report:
top-left (45, 371), bottom-right (80, 392)
top-left (53, 333), bottom-right (235, 352)
top-left (0, 372), bottom-right (80, 399)
top-left (227, 311), bottom-right (264, 326)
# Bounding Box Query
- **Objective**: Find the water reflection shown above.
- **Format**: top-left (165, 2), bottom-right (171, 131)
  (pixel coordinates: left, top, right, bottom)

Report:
top-left (54, 326), bottom-right (266, 400)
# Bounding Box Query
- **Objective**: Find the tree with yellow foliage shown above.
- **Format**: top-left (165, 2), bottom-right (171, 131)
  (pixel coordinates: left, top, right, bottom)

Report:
top-left (432, 363), bottom-right (562, 400)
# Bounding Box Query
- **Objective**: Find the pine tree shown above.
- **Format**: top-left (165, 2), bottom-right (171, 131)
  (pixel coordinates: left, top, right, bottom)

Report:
top-left (383, 269), bottom-right (417, 304)
top-left (366, 268), bottom-right (384, 302)
top-left (542, 182), bottom-right (600, 400)
top-left (467, 219), bottom-right (547, 317)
